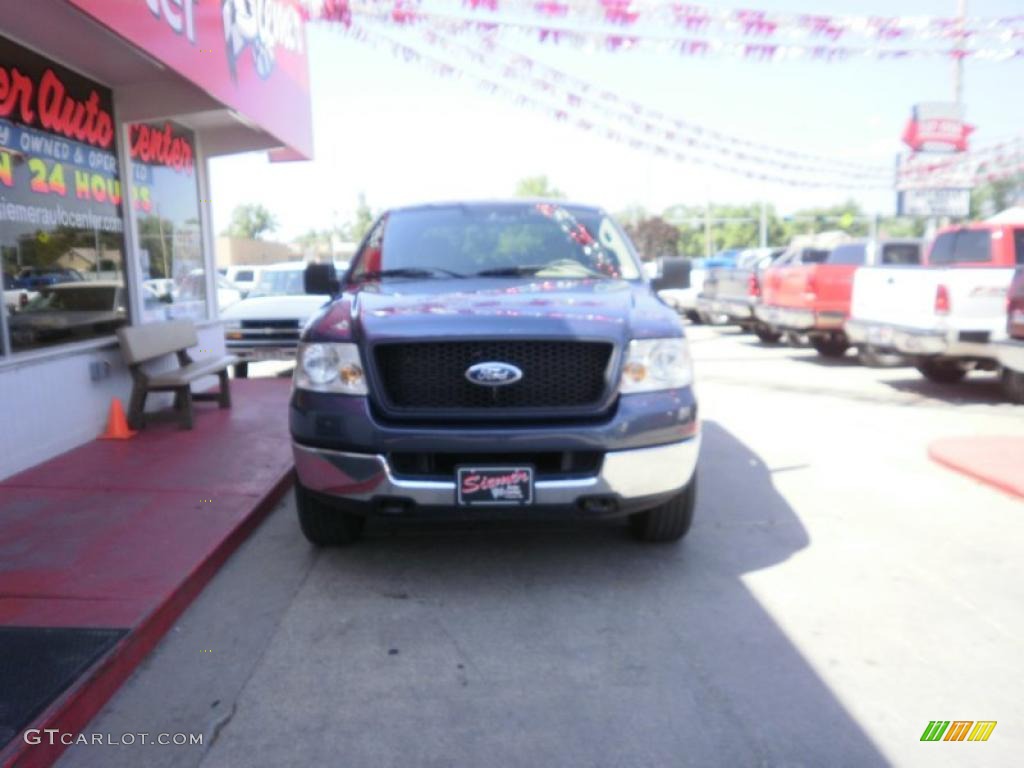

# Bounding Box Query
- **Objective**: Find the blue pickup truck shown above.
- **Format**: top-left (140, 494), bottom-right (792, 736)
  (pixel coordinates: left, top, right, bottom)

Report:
top-left (289, 201), bottom-right (701, 545)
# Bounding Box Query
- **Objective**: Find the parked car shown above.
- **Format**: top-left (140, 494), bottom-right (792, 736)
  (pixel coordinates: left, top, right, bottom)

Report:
top-left (755, 238), bottom-right (922, 357)
top-left (7, 281), bottom-right (126, 348)
top-left (289, 200), bottom-right (700, 546)
top-left (10, 267), bottom-right (85, 290)
top-left (3, 287), bottom-right (37, 314)
top-left (996, 268), bottom-right (1024, 403)
top-left (673, 250), bottom-right (741, 323)
top-left (224, 264), bottom-right (262, 296)
top-left (180, 270), bottom-right (244, 311)
top-left (221, 261), bottom-right (333, 377)
top-left (755, 234), bottom-right (846, 347)
top-left (697, 247), bottom-right (786, 339)
top-left (846, 222), bottom-right (1022, 382)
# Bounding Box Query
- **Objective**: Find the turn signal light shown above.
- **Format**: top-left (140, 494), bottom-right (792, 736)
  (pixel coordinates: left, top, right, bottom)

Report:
top-left (804, 273), bottom-right (817, 296)
top-left (935, 284), bottom-right (951, 315)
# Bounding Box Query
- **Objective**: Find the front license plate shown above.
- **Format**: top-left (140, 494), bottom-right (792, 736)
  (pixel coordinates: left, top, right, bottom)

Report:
top-left (456, 466), bottom-right (534, 506)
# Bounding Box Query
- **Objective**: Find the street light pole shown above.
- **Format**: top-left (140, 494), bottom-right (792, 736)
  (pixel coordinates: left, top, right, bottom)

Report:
top-left (953, 0), bottom-right (967, 106)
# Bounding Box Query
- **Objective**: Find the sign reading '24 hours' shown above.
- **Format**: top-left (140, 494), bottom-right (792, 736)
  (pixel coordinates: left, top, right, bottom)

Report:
top-left (0, 34), bottom-right (123, 225)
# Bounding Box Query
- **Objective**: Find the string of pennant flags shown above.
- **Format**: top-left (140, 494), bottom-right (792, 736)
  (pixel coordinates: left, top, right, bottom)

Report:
top-left (308, 1), bottom-right (1024, 189)
top-left (340, 23), bottom-right (894, 189)
top-left (416, 27), bottom-right (892, 179)
top-left (312, 1), bottom-right (1024, 60)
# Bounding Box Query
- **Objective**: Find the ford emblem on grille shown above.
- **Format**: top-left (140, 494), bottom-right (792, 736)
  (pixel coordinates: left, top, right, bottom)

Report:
top-left (465, 362), bottom-right (523, 387)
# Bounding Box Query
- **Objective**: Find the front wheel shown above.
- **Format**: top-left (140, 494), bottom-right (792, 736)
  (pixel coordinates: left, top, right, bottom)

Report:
top-left (295, 477), bottom-right (365, 546)
top-left (916, 359), bottom-right (968, 384)
top-left (1001, 368), bottom-right (1024, 404)
top-left (629, 480), bottom-right (696, 543)
top-left (811, 336), bottom-right (850, 358)
top-left (754, 324), bottom-right (783, 344)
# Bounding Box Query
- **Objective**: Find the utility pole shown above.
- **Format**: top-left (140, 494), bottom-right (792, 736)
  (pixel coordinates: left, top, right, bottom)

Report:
top-left (953, 0), bottom-right (967, 106)
top-left (704, 198), bottom-right (712, 258)
top-left (759, 200), bottom-right (768, 247)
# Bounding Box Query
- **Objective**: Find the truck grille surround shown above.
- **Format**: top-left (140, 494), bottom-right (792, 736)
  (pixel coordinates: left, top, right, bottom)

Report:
top-left (372, 340), bottom-right (615, 413)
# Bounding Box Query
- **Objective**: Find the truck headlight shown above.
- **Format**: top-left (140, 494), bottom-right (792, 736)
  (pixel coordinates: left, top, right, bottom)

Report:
top-left (295, 342), bottom-right (367, 395)
top-left (620, 338), bottom-right (693, 393)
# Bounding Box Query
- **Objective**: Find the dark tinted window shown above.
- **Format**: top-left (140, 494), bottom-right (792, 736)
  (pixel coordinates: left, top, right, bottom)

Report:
top-left (1014, 229), bottom-right (1024, 265)
top-left (235, 270), bottom-right (254, 282)
top-left (929, 230), bottom-right (992, 265)
top-left (881, 243), bottom-right (921, 265)
top-left (827, 244), bottom-right (866, 265)
top-left (801, 249), bottom-right (830, 264)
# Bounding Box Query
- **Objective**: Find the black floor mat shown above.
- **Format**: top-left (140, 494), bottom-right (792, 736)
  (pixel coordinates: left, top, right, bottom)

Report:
top-left (0, 626), bottom-right (127, 749)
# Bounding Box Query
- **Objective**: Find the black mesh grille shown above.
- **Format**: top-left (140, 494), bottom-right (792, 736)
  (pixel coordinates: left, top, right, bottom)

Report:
top-left (389, 451), bottom-right (603, 479)
top-left (373, 340), bottom-right (613, 410)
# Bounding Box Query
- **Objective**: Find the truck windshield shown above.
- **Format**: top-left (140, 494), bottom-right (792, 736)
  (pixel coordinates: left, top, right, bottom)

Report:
top-left (249, 269), bottom-right (305, 297)
top-left (351, 204), bottom-right (641, 281)
top-left (929, 230), bottom-right (992, 265)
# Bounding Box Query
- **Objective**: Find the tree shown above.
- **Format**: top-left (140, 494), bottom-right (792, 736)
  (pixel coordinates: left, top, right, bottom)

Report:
top-left (351, 193), bottom-right (375, 242)
top-left (515, 175), bottom-right (565, 199)
top-left (623, 216), bottom-right (680, 260)
top-left (970, 173), bottom-right (1024, 219)
top-left (225, 203), bottom-right (277, 240)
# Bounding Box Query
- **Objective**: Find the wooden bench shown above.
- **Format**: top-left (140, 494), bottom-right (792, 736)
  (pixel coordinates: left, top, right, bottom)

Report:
top-left (117, 320), bottom-right (239, 429)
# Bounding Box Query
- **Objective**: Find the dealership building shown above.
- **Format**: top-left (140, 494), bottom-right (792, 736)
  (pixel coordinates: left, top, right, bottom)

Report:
top-left (0, 1), bottom-right (313, 478)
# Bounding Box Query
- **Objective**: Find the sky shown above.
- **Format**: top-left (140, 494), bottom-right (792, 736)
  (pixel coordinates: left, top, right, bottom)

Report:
top-left (208, 0), bottom-right (1024, 242)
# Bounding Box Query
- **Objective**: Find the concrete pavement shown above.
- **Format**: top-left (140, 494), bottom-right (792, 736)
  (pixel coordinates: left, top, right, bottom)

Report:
top-left (58, 326), bottom-right (1024, 768)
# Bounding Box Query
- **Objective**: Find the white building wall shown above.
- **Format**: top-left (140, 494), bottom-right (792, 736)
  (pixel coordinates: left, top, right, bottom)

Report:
top-left (0, 325), bottom-right (226, 480)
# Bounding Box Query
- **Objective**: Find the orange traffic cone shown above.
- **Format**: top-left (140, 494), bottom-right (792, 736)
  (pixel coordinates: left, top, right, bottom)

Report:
top-left (100, 398), bottom-right (137, 440)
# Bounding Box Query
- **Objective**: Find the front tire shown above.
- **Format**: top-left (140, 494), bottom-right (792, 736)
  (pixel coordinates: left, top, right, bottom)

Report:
top-left (916, 359), bottom-right (968, 384)
top-left (295, 477), bottom-right (365, 546)
top-left (811, 336), bottom-right (850, 358)
top-left (629, 480), bottom-right (696, 543)
top-left (1001, 368), bottom-right (1024, 404)
top-left (754, 324), bottom-right (782, 343)
top-left (234, 361), bottom-right (249, 379)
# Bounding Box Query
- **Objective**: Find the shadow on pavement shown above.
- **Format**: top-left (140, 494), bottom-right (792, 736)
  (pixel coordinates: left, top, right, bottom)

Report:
top-left (880, 371), bottom-right (1006, 406)
top-left (786, 351), bottom-right (862, 368)
top-left (242, 420), bottom-right (889, 768)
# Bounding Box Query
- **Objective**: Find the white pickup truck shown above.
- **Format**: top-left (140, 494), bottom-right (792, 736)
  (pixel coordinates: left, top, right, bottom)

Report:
top-left (846, 222), bottom-right (1023, 383)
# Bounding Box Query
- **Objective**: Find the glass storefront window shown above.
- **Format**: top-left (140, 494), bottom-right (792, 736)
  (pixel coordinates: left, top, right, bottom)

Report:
top-left (129, 121), bottom-right (207, 323)
top-left (1, 35), bottom-right (126, 355)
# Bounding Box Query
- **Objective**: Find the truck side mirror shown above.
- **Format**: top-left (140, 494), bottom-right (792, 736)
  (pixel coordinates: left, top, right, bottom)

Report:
top-left (652, 258), bottom-right (691, 291)
top-left (304, 262), bottom-right (339, 295)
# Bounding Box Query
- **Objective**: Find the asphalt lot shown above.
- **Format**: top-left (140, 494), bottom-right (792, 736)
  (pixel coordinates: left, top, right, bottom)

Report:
top-left (60, 327), bottom-right (1024, 768)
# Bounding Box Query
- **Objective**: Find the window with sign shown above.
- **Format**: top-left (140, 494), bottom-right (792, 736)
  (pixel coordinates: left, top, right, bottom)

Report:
top-left (129, 121), bottom-right (208, 323)
top-left (0, 35), bottom-right (126, 356)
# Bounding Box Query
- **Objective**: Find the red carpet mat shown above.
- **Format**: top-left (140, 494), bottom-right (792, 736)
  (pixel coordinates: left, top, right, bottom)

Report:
top-left (928, 436), bottom-right (1024, 500)
top-left (0, 379), bottom-right (294, 768)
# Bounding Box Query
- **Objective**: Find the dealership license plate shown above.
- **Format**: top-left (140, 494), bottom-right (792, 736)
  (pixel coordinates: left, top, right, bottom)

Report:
top-left (456, 466), bottom-right (534, 506)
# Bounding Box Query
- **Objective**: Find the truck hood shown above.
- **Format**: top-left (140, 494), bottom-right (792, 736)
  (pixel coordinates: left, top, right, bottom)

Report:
top-left (220, 294), bottom-right (330, 322)
top-left (307, 279), bottom-right (681, 344)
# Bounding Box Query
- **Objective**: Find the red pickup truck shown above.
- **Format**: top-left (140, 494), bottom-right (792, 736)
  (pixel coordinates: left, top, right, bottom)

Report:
top-left (756, 238), bottom-right (921, 357)
top-left (998, 268), bottom-right (1024, 403)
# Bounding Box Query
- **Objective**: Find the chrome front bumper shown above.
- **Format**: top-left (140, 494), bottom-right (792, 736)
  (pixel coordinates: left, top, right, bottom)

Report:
top-left (753, 305), bottom-right (845, 332)
top-left (293, 437), bottom-right (701, 508)
top-left (845, 320), bottom-right (998, 358)
top-left (697, 296), bottom-right (754, 321)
